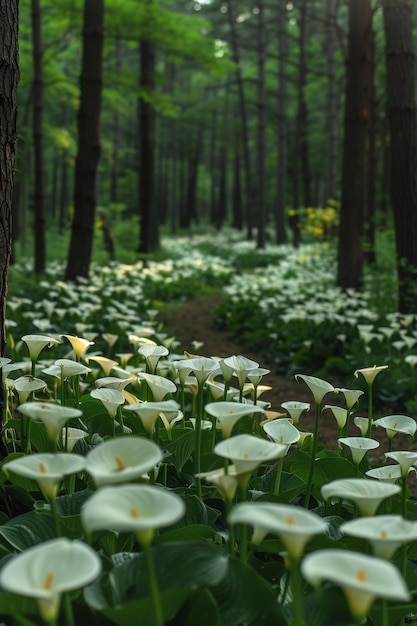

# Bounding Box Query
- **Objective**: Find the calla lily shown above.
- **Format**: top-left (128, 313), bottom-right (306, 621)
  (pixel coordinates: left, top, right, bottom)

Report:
top-left (3, 452), bottom-right (85, 500)
top-left (62, 427), bottom-right (88, 452)
top-left (85, 436), bottom-right (163, 487)
top-left (301, 549), bottom-right (410, 620)
top-left (61, 334), bottom-right (94, 360)
top-left (374, 415), bottom-right (417, 440)
top-left (22, 334), bottom-right (60, 363)
top-left (334, 387), bottom-right (364, 412)
top-left (385, 451), bottom-right (417, 478)
top-left (204, 401), bottom-right (265, 438)
top-left (214, 433), bottom-right (286, 477)
top-left (125, 400), bottom-right (179, 435)
top-left (0, 537), bottom-right (101, 623)
top-left (294, 374), bottom-right (334, 405)
top-left (324, 405), bottom-right (348, 430)
top-left (138, 344), bottom-right (169, 374)
top-left (47, 359), bottom-right (92, 380)
top-left (366, 464), bottom-right (404, 483)
top-left (13, 375), bottom-right (47, 403)
top-left (175, 356), bottom-right (219, 386)
top-left (246, 367), bottom-right (270, 387)
top-left (86, 356), bottom-right (119, 376)
top-left (354, 365), bottom-right (388, 386)
top-left (81, 483), bottom-right (185, 546)
top-left (262, 419), bottom-right (300, 452)
top-left (219, 358), bottom-right (235, 383)
top-left (321, 478), bottom-right (400, 516)
top-left (281, 401), bottom-right (310, 425)
top-left (18, 402), bottom-right (82, 443)
top-left (228, 502), bottom-right (327, 559)
top-left (338, 437), bottom-right (379, 466)
top-left (354, 416), bottom-right (369, 436)
top-left (223, 355), bottom-right (259, 390)
top-left (95, 376), bottom-right (135, 391)
top-left (341, 515), bottom-right (417, 559)
top-left (90, 388), bottom-right (125, 419)
top-left (137, 372), bottom-right (177, 402)
top-left (197, 466), bottom-right (239, 503)
top-left (102, 332), bottom-right (119, 348)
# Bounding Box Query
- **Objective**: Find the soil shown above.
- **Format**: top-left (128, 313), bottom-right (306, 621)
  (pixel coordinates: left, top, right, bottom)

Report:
top-left (159, 294), bottom-right (417, 472)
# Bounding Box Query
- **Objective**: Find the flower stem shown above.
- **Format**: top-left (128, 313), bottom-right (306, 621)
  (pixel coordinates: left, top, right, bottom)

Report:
top-left (274, 457), bottom-right (284, 495)
top-left (194, 386), bottom-right (204, 499)
top-left (63, 592), bottom-right (75, 626)
top-left (366, 382), bottom-right (373, 438)
top-left (290, 557), bottom-right (306, 626)
top-left (142, 543), bottom-right (163, 626)
top-left (304, 401), bottom-right (320, 508)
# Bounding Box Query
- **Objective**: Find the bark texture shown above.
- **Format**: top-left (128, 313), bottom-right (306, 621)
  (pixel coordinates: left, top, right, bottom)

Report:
top-left (382, 0), bottom-right (417, 313)
top-left (0, 0), bottom-right (19, 355)
top-left (65, 0), bottom-right (103, 280)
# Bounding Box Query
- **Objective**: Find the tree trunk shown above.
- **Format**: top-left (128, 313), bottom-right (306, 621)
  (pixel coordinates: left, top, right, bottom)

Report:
top-left (382, 0), bottom-right (417, 313)
top-left (110, 37), bottom-right (122, 205)
top-left (232, 144), bottom-right (243, 230)
top-left (31, 0), bottom-right (46, 273)
top-left (0, 0), bottom-right (19, 355)
top-left (276, 0), bottom-right (288, 244)
top-left (365, 26), bottom-right (377, 265)
top-left (65, 0), bottom-right (103, 280)
top-left (336, 0), bottom-right (371, 289)
top-left (137, 34), bottom-right (158, 253)
top-left (226, 0), bottom-right (253, 240)
top-left (324, 0), bottom-right (339, 204)
top-left (256, 0), bottom-right (267, 249)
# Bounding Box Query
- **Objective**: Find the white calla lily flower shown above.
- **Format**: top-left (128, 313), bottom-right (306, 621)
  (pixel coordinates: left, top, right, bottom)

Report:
top-left (61, 334), bottom-right (94, 360)
top-left (223, 355), bottom-right (259, 389)
top-left (85, 355), bottom-right (119, 376)
top-left (341, 515), bottom-right (417, 559)
top-left (301, 549), bottom-right (410, 620)
top-left (3, 452), bottom-right (85, 500)
top-left (18, 402), bottom-right (82, 443)
top-left (214, 433), bottom-right (286, 477)
top-left (385, 451), bottom-right (417, 478)
top-left (229, 502), bottom-right (327, 559)
top-left (281, 401), bottom-right (310, 425)
top-left (0, 537), bottom-right (101, 623)
top-left (338, 437), bottom-right (379, 466)
top-left (294, 374), bottom-right (334, 405)
top-left (354, 365), bottom-right (388, 386)
top-left (205, 401), bottom-right (265, 438)
top-left (137, 372), bottom-right (177, 402)
top-left (90, 387), bottom-right (125, 419)
top-left (13, 376), bottom-right (47, 403)
top-left (85, 436), bottom-right (163, 487)
top-left (262, 419), bottom-right (300, 452)
top-left (322, 478), bottom-right (400, 516)
top-left (81, 483), bottom-right (185, 546)
top-left (22, 334), bottom-right (60, 363)
top-left (125, 400), bottom-right (179, 435)
top-left (374, 415), bottom-right (417, 440)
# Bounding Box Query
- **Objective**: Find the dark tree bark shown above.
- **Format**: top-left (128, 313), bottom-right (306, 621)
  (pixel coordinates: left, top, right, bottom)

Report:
top-left (275, 0), bottom-right (288, 244)
top-left (232, 144), bottom-right (243, 230)
top-left (365, 25), bottom-right (377, 265)
top-left (324, 0), bottom-right (339, 204)
top-left (137, 35), bottom-right (158, 253)
top-left (31, 0), bottom-right (46, 273)
top-left (65, 0), bottom-right (103, 280)
top-left (336, 0), bottom-right (371, 289)
top-left (382, 0), bottom-right (417, 313)
top-left (291, 0), bottom-right (310, 247)
top-left (256, 0), bottom-right (267, 249)
top-left (110, 37), bottom-right (122, 205)
top-left (0, 0), bottom-right (19, 355)
top-left (181, 126), bottom-right (203, 229)
top-left (226, 0), bottom-right (253, 239)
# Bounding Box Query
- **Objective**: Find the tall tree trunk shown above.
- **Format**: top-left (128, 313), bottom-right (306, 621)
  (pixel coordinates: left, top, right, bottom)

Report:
top-left (0, 0), bottom-right (19, 355)
top-left (365, 26), bottom-right (377, 265)
top-left (276, 0), bottom-right (288, 244)
top-left (256, 0), bottom-right (267, 249)
top-left (226, 0), bottom-right (253, 239)
top-left (65, 0), bottom-right (104, 280)
top-left (137, 34), bottom-right (158, 253)
top-left (324, 0), bottom-right (339, 204)
top-left (382, 0), bottom-right (417, 313)
top-left (110, 37), bottom-right (122, 205)
top-left (181, 126), bottom-right (203, 229)
top-left (291, 0), bottom-right (310, 247)
top-left (336, 0), bottom-right (371, 289)
top-left (232, 143), bottom-right (243, 230)
top-left (31, 0), bottom-right (46, 273)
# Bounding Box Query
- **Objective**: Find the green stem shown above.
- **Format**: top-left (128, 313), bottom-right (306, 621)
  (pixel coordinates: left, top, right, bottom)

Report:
top-left (63, 592), bottom-right (75, 626)
top-left (381, 599), bottom-right (389, 626)
top-left (49, 497), bottom-right (61, 537)
top-left (304, 401), bottom-right (320, 508)
top-left (290, 558), bottom-right (306, 626)
top-left (366, 382), bottom-right (373, 438)
top-left (274, 457), bottom-right (285, 495)
top-left (239, 523), bottom-right (248, 563)
top-left (142, 543), bottom-right (164, 626)
top-left (194, 386), bottom-right (204, 499)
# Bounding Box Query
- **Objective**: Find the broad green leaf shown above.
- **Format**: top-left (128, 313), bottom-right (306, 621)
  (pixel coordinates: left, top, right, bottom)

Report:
top-left (0, 511), bottom-right (56, 551)
top-left (165, 430), bottom-right (195, 471)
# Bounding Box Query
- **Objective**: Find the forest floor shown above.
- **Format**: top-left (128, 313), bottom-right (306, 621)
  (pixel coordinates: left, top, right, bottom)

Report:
top-left (160, 293), bottom-right (400, 460)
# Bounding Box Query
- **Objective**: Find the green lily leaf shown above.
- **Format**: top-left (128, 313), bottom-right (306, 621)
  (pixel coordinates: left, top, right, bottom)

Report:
top-left (0, 511), bottom-right (56, 551)
top-left (165, 429), bottom-right (195, 471)
top-left (101, 589), bottom-right (190, 626)
top-left (173, 587), bottom-right (222, 626)
top-left (156, 523), bottom-right (217, 543)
